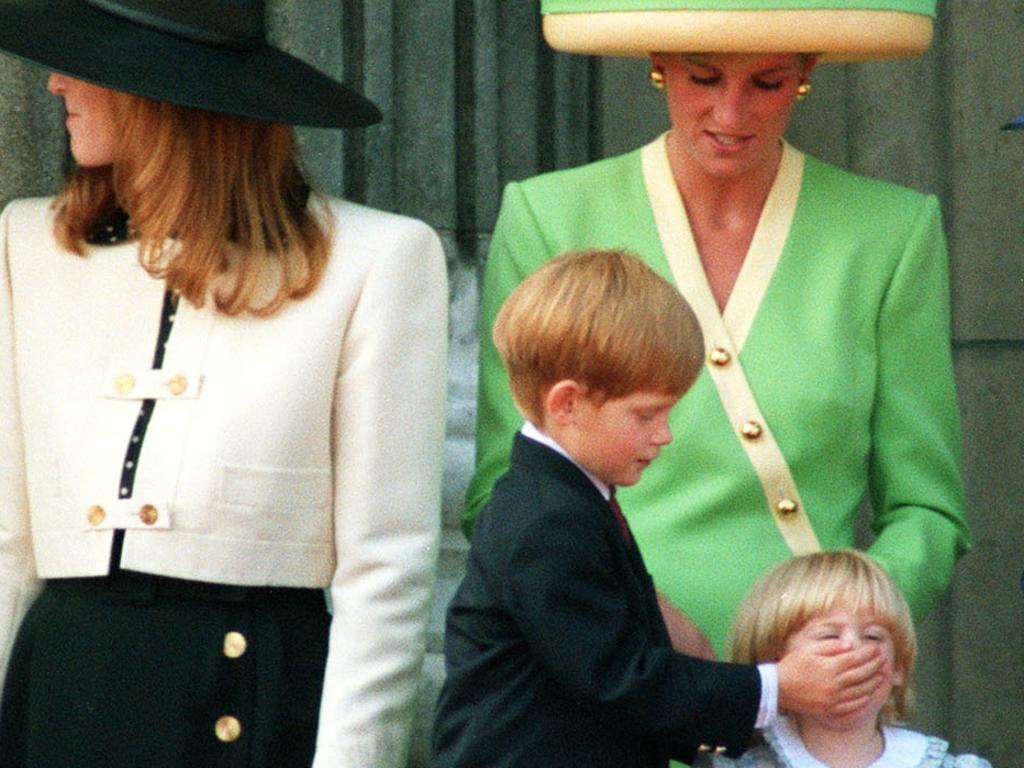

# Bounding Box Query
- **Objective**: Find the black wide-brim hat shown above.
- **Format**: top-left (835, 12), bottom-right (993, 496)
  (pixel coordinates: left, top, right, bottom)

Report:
top-left (0, 0), bottom-right (381, 128)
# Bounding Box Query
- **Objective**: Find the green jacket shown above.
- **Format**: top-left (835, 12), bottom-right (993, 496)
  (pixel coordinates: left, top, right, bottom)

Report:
top-left (466, 136), bottom-right (969, 652)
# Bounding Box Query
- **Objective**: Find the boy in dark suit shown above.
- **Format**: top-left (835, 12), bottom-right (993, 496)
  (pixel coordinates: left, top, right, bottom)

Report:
top-left (431, 250), bottom-right (889, 768)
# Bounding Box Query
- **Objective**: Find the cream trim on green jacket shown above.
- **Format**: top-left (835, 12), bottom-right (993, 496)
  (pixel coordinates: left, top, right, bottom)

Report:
top-left (642, 134), bottom-right (820, 555)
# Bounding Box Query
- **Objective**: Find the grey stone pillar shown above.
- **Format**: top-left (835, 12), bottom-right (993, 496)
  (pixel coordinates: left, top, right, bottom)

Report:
top-left (0, 63), bottom-right (63, 208)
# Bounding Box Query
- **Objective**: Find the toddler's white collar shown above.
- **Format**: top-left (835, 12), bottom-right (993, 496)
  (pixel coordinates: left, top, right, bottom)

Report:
top-left (765, 716), bottom-right (945, 768)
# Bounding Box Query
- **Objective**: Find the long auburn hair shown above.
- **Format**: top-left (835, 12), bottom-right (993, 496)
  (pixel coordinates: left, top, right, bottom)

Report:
top-left (53, 91), bottom-right (331, 316)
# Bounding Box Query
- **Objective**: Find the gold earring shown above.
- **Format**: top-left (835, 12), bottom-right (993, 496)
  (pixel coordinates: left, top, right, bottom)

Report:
top-left (649, 65), bottom-right (665, 91)
top-left (796, 81), bottom-right (812, 101)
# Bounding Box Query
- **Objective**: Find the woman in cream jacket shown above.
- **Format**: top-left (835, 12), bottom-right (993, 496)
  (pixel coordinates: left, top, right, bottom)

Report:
top-left (0, 2), bottom-right (447, 767)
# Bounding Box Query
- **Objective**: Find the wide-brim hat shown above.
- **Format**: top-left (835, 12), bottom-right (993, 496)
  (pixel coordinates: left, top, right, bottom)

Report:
top-left (541, 0), bottom-right (937, 62)
top-left (0, 0), bottom-right (381, 128)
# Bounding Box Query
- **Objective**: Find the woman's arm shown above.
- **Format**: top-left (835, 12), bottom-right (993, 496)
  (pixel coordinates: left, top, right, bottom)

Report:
top-left (0, 202), bottom-right (42, 695)
top-left (313, 214), bottom-right (448, 768)
top-left (865, 195), bottom-right (971, 619)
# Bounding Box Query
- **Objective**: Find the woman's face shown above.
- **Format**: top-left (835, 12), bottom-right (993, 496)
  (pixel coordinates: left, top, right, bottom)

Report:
top-left (47, 73), bottom-right (119, 168)
top-left (650, 52), bottom-right (814, 181)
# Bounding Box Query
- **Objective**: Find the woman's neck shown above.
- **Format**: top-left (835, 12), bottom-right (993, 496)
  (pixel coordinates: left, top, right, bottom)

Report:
top-left (793, 716), bottom-right (885, 768)
top-left (664, 131), bottom-right (785, 311)
top-left (666, 130), bottom-right (783, 224)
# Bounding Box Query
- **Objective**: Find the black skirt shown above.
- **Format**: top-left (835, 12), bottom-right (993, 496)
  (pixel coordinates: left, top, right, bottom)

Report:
top-left (0, 571), bottom-right (329, 768)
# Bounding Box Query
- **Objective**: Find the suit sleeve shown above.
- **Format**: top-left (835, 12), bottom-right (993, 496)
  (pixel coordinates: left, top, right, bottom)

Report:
top-left (865, 194), bottom-right (970, 619)
top-left (0, 202), bottom-right (42, 698)
top-left (504, 506), bottom-right (760, 759)
top-left (463, 183), bottom-right (555, 536)
top-left (312, 219), bottom-right (448, 768)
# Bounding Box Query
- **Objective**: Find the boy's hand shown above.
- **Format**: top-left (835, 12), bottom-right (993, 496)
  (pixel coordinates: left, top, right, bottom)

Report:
top-left (656, 591), bottom-right (716, 660)
top-left (776, 641), bottom-right (888, 717)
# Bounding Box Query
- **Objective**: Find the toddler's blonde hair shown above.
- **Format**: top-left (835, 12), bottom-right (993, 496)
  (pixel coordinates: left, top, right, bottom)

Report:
top-left (730, 549), bottom-right (915, 721)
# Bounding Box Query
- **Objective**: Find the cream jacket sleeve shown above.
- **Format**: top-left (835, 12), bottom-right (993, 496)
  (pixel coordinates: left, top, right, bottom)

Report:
top-left (312, 204), bottom-right (448, 768)
top-left (0, 203), bottom-right (42, 684)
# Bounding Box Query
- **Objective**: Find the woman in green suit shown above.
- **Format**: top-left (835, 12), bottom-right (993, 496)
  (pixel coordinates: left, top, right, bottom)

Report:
top-left (466, 0), bottom-right (970, 658)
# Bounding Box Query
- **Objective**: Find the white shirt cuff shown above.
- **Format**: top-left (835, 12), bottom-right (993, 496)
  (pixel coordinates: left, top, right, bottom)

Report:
top-left (755, 663), bottom-right (779, 729)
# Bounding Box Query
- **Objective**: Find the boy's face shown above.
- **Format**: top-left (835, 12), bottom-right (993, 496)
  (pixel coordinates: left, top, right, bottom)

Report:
top-left (784, 607), bottom-right (902, 732)
top-left (569, 389), bottom-right (678, 487)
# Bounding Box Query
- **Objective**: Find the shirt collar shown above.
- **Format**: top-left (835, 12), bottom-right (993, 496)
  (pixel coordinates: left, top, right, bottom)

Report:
top-left (520, 422), bottom-right (612, 501)
top-left (765, 716), bottom-right (937, 768)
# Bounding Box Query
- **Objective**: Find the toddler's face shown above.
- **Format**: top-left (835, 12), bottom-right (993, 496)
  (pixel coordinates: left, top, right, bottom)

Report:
top-left (785, 607), bottom-right (901, 731)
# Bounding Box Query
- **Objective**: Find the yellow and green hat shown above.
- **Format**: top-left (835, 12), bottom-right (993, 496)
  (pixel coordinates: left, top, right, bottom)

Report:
top-left (541, 1), bottom-right (937, 61)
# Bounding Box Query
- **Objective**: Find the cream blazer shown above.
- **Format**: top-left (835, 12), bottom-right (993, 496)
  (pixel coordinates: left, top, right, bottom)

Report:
top-left (0, 196), bottom-right (448, 768)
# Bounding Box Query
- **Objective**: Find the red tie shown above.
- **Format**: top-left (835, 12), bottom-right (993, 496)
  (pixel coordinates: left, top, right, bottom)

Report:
top-left (608, 487), bottom-right (632, 546)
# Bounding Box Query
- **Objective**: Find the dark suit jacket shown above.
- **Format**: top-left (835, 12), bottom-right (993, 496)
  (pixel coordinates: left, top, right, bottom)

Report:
top-left (431, 433), bottom-right (761, 768)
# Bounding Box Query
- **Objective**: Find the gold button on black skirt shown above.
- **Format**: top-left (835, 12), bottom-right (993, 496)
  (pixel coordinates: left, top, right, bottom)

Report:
top-left (0, 571), bottom-right (329, 768)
